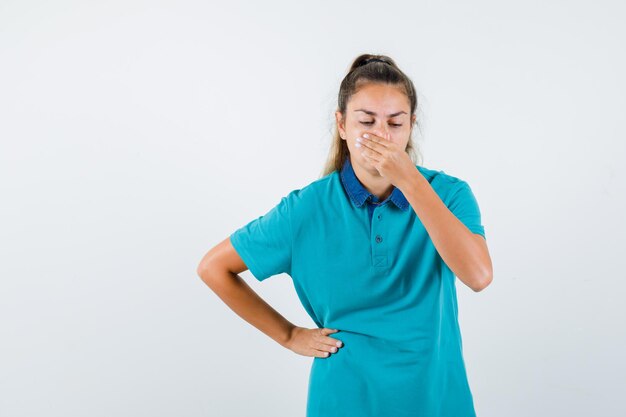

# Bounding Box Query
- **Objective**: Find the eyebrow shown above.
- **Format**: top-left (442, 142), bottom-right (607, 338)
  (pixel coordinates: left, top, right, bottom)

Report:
top-left (354, 109), bottom-right (407, 117)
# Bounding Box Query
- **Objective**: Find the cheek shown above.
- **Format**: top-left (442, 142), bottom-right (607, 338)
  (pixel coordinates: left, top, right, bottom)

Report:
top-left (346, 132), bottom-right (366, 148)
top-left (393, 130), bottom-right (411, 146)
top-left (347, 138), bottom-right (366, 159)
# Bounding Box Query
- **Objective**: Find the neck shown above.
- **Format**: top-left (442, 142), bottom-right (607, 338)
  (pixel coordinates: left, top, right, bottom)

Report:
top-left (350, 155), bottom-right (394, 201)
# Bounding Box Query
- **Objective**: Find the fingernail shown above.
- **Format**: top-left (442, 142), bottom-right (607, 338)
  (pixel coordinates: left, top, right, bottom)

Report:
top-left (336, 341), bottom-right (342, 347)
top-left (363, 133), bottom-right (369, 138)
top-left (355, 143), bottom-right (361, 147)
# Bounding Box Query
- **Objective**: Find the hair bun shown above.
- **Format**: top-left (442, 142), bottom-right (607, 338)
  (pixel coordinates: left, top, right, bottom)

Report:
top-left (363, 58), bottom-right (389, 65)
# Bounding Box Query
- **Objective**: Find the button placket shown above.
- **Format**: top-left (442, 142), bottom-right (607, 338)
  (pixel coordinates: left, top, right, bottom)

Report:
top-left (371, 205), bottom-right (388, 268)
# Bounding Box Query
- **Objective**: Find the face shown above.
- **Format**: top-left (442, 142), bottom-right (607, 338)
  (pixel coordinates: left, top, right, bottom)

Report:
top-left (336, 82), bottom-right (416, 175)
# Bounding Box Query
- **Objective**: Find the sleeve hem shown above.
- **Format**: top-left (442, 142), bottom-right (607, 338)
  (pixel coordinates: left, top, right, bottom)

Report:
top-left (229, 232), bottom-right (268, 281)
top-left (449, 180), bottom-right (486, 240)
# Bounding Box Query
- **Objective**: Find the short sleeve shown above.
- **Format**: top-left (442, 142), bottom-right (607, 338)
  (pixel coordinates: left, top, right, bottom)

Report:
top-left (229, 194), bottom-right (293, 281)
top-left (447, 180), bottom-right (486, 239)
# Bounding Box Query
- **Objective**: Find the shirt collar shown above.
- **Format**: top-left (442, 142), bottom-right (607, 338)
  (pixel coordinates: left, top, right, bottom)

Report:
top-left (339, 156), bottom-right (410, 211)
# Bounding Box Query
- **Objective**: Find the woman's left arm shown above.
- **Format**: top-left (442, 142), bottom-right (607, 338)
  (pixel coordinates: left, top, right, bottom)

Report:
top-left (357, 131), bottom-right (493, 292)
top-left (399, 170), bottom-right (493, 292)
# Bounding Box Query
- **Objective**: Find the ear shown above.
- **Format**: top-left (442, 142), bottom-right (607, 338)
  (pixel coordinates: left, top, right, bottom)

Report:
top-left (335, 111), bottom-right (346, 140)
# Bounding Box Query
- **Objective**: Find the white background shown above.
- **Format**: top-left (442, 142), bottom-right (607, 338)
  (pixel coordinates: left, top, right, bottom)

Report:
top-left (1, 1), bottom-right (625, 416)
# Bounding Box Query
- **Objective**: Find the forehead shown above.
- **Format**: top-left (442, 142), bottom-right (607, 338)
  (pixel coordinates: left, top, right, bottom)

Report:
top-left (349, 83), bottom-right (410, 112)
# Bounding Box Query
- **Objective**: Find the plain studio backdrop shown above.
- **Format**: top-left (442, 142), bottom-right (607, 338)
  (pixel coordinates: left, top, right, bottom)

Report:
top-left (1, 1), bottom-right (625, 416)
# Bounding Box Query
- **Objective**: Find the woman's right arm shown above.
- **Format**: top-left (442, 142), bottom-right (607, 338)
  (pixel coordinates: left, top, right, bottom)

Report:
top-left (196, 237), bottom-right (343, 357)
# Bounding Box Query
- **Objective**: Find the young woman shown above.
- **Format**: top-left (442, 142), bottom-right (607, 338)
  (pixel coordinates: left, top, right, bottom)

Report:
top-left (197, 54), bottom-right (493, 417)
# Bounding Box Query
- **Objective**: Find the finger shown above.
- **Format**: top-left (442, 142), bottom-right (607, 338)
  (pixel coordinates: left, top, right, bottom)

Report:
top-left (366, 130), bottom-right (386, 141)
top-left (361, 148), bottom-right (382, 162)
top-left (317, 328), bottom-right (343, 347)
top-left (360, 142), bottom-right (384, 158)
top-left (313, 349), bottom-right (332, 358)
top-left (319, 328), bottom-right (339, 335)
top-left (317, 329), bottom-right (340, 343)
top-left (322, 335), bottom-right (343, 348)
top-left (362, 132), bottom-right (389, 148)
top-left (315, 341), bottom-right (339, 353)
top-left (316, 338), bottom-right (341, 352)
top-left (357, 137), bottom-right (385, 156)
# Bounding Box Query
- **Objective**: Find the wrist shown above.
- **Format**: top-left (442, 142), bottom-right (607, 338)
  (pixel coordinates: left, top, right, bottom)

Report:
top-left (280, 323), bottom-right (297, 348)
top-left (398, 167), bottom-right (424, 193)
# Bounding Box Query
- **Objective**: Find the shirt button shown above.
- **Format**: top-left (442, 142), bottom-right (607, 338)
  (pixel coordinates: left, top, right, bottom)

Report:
top-left (377, 214), bottom-right (381, 220)
top-left (375, 235), bottom-right (383, 243)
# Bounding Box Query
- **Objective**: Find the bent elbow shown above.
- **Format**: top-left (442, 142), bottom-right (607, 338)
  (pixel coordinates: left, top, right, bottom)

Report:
top-left (471, 273), bottom-right (493, 292)
top-left (196, 263), bottom-right (207, 280)
top-left (197, 259), bottom-right (215, 283)
top-left (197, 258), bottom-right (235, 289)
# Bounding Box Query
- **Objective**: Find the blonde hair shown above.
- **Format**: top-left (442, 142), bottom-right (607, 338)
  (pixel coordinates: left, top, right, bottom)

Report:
top-left (319, 53), bottom-right (423, 178)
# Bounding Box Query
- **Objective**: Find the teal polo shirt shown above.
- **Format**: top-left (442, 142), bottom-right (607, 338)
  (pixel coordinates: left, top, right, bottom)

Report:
top-left (229, 156), bottom-right (486, 417)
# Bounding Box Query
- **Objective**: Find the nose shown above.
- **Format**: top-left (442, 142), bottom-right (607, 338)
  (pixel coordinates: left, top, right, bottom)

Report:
top-left (370, 126), bottom-right (390, 140)
top-left (375, 128), bottom-right (391, 141)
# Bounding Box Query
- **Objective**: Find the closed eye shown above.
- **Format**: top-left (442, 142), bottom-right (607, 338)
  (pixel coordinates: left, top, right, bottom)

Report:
top-left (360, 122), bottom-right (402, 127)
